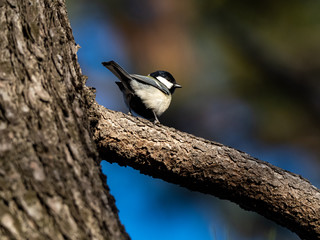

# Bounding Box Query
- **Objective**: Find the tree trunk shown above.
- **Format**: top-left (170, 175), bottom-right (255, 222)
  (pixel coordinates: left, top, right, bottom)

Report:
top-left (0, 0), bottom-right (129, 239)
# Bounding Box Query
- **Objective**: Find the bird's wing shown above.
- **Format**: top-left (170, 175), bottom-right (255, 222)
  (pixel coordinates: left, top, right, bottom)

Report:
top-left (131, 74), bottom-right (171, 95)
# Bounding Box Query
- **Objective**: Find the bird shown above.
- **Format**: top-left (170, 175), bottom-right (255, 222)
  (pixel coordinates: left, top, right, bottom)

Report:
top-left (102, 60), bottom-right (181, 123)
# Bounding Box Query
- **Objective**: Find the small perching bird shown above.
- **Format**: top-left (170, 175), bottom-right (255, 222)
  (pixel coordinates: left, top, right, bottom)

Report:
top-left (102, 61), bottom-right (181, 123)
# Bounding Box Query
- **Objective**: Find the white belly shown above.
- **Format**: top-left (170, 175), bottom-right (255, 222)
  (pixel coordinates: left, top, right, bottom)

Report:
top-left (131, 81), bottom-right (172, 116)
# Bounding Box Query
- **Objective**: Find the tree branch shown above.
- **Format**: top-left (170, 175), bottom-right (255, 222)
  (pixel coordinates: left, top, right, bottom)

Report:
top-left (90, 102), bottom-right (320, 240)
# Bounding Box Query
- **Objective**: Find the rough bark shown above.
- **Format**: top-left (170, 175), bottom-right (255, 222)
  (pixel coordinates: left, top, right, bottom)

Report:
top-left (91, 104), bottom-right (320, 240)
top-left (0, 0), bottom-right (129, 239)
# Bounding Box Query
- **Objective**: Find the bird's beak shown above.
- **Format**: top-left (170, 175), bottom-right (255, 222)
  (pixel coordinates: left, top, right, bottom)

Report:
top-left (174, 83), bottom-right (182, 88)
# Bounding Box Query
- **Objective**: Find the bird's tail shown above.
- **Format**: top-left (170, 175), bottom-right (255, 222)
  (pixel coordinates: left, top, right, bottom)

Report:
top-left (102, 61), bottom-right (132, 86)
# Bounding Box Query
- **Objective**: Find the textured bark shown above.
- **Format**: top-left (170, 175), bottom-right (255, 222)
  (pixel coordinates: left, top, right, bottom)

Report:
top-left (0, 0), bottom-right (129, 239)
top-left (91, 104), bottom-right (320, 240)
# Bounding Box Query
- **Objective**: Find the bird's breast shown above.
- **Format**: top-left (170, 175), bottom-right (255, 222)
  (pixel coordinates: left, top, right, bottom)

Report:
top-left (131, 81), bottom-right (172, 116)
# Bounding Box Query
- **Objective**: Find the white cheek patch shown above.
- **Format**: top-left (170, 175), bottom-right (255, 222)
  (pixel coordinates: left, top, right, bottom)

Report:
top-left (156, 76), bottom-right (174, 89)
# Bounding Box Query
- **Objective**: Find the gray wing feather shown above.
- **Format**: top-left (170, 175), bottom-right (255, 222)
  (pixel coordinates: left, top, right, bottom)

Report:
top-left (102, 61), bottom-right (170, 95)
top-left (131, 74), bottom-right (170, 95)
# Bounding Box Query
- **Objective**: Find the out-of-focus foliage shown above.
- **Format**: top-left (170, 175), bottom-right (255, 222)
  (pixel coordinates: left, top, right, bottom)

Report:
top-left (67, 0), bottom-right (320, 239)
top-left (197, 0), bottom-right (320, 146)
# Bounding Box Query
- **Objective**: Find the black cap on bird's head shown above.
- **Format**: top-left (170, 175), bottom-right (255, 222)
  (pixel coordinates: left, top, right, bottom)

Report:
top-left (150, 71), bottom-right (182, 94)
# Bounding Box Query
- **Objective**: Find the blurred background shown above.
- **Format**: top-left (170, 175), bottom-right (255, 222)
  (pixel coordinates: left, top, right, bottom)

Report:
top-left (66, 0), bottom-right (320, 239)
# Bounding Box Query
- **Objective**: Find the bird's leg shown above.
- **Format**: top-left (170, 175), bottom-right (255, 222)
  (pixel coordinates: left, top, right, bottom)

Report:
top-left (152, 111), bottom-right (160, 124)
top-left (128, 107), bottom-right (132, 115)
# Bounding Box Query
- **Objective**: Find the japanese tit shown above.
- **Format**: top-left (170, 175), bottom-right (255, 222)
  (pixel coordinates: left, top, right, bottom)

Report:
top-left (102, 61), bottom-right (181, 123)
